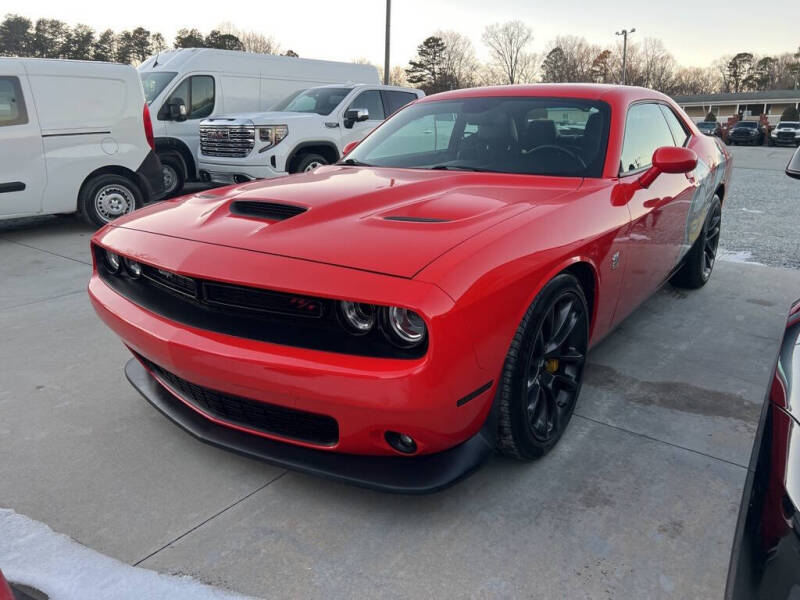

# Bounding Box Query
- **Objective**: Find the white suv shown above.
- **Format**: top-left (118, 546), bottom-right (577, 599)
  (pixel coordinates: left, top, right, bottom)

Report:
top-left (197, 84), bottom-right (423, 183)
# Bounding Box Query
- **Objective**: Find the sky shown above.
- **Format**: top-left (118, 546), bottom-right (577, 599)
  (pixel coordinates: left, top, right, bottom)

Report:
top-left (8, 0), bottom-right (799, 69)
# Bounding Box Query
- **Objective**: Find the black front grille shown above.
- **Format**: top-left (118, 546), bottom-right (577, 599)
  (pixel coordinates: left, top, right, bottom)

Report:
top-left (139, 355), bottom-right (339, 446)
top-left (230, 201), bottom-right (307, 221)
top-left (777, 132), bottom-right (796, 140)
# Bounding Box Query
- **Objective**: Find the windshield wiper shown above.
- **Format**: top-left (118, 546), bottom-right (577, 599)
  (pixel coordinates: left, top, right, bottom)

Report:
top-left (429, 164), bottom-right (497, 172)
top-left (338, 158), bottom-right (371, 167)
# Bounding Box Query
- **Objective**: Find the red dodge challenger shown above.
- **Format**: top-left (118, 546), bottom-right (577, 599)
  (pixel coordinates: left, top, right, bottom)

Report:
top-left (89, 84), bottom-right (731, 492)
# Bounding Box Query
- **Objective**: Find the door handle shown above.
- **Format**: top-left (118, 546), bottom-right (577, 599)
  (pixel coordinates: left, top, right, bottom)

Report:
top-left (0, 182), bottom-right (25, 193)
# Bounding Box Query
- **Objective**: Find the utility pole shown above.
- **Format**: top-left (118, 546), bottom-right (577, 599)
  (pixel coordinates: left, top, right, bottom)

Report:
top-left (615, 28), bottom-right (636, 85)
top-left (384, 0), bottom-right (391, 85)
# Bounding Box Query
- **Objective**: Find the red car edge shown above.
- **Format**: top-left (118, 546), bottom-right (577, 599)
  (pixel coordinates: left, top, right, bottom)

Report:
top-left (88, 84), bottom-right (732, 492)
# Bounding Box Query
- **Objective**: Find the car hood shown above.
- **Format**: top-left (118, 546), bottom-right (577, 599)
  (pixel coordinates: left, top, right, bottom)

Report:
top-left (111, 166), bottom-right (582, 278)
top-left (205, 111), bottom-right (322, 125)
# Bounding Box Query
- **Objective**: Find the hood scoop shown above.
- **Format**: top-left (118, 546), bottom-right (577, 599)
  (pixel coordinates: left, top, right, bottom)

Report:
top-left (230, 200), bottom-right (307, 221)
top-left (383, 216), bottom-right (450, 223)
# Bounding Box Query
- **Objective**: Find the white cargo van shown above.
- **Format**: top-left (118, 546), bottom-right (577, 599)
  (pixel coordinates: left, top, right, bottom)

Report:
top-left (137, 48), bottom-right (379, 196)
top-left (0, 58), bottom-right (163, 226)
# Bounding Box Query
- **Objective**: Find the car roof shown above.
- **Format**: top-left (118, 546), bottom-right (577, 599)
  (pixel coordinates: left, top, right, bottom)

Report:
top-left (417, 83), bottom-right (672, 107)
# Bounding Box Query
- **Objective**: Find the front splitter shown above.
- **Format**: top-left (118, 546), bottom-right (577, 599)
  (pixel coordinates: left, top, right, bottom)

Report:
top-left (125, 358), bottom-right (495, 494)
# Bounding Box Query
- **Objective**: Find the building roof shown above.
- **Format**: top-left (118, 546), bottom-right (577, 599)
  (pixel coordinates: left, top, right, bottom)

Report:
top-left (673, 89), bottom-right (800, 105)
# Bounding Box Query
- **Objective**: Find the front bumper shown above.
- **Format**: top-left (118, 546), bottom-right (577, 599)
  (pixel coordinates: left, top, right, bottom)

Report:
top-left (89, 226), bottom-right (495, 459)
top-left (126, 358), bottom-right (495, 493)
top-left (197, 159), bottom-right (287, 184)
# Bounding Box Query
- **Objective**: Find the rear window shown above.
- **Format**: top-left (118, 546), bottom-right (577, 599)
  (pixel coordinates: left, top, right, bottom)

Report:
top-left (0, 76), bottom-right (28, 126)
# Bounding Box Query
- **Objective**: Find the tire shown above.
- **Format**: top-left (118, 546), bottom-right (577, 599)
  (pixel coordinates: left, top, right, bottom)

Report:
top-left (79, 173), bottom-right (143, 227)
top-left (670, 195), bottom-right (722, 289)
top-left (293, 153), bottom-right (328, 173)
top-left (159, 152), bottom-right (185, 197)
top-left (497, 274), bottom-right (589, 460)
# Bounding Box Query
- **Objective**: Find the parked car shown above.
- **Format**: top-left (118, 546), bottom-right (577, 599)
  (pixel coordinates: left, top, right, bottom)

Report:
top-left (197, 84), bottom-right (424, 183)
top-left (769, 121), bottom-right (800, 147)
top-left (138, 49), bottom-right (380, 196)
top-left (0, 58), bottom-right (163, 226)
top-left (727, 120), bottom-right (765, 145)
top-left (697, 120), bottom-right (722, 137)
top-left (89, 84), bottom-right (731, 492)
top-left (726, 149), bottom-right (800, 599)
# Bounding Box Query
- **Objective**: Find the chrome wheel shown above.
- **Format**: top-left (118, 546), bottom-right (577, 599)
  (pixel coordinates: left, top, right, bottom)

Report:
top-left (303, 160), bottom-right (324, 172)
top-left (702, 203), bottom-right (722, 279)
top-left (94, 184), bottom-right (135, 222)
top-left (523, 291), bottom-right (588, 443)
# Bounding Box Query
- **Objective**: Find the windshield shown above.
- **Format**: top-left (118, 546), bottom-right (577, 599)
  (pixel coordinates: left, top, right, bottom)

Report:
top-left (139, 72), bottom-right (177, 104)
top-left (269, 89), bottom-right (306, 111)
top-left (698, 122), bottom-right (715, 128)
top-left (282, 87), bottom-right (351, 116)
top-left (734, 122), bottom-right (758, 129)
top-left (778, 122), bottom-right (799, 128)
top-left (345, 96), bottom-right (610, 177)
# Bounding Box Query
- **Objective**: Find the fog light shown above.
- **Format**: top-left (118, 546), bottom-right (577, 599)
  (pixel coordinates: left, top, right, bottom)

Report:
top-left (385, 431), bottom-right (417, 454)
top-left (339, 301), bottom-right (376, 334)
top-left (104, 250), bottom-right (121, 273)
top-left (125, 259), bottom-right (142, 278)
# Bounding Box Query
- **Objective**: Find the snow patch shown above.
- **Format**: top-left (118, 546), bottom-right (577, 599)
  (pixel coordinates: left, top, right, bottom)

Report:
top-left (0, 508), bottom-right (256, 600)
top-left (717, 249), bottom-right (765, 265)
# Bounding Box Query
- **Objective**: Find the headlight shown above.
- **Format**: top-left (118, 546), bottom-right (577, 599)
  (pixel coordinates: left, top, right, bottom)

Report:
top-left (385, 307), bottom-right (427, 347)
top-left (104, 250), bottom-right (121, 273)
top-left (258, 125), bottom-right (288, 148)
top-left (124, 258), bottom-right (142, 278)
top-left (339, 301), bottom-right (376, 334)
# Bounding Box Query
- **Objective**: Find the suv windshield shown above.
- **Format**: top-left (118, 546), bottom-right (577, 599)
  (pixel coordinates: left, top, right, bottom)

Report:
top-left (698, 122), bottom-right (715, 128)
top-left (778, 122), bottom-right (799, 128)
top-left (345, 96), bottom-right (610, 177)
top-left (140, 71), bottom-right (177, 104)
top-left (282, 87), bottom-right (352, 116)
top-left (269, 89), bottom-right (306, 111)
top-left (734, 122), bottom-right (758, 129)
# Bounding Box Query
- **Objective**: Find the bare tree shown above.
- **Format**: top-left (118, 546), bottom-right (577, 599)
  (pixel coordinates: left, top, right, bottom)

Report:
top-left (217, 22), bottom-right (280, 54)
top-left (481, 21), bottom-right (535, 84)
top-left (436, 30), bottom-right (479, 88)
top-left (542, 36), bottom-right (597, 82)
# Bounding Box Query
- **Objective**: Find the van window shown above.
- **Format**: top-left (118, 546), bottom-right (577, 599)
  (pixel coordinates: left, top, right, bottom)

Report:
top-left (140, 72), bottom-right (177, 104)
top-left (348, 90), bottom-right (385, 121)
top-left (384, 91), bottom-right (418, 116)
top-left (619, 103), bottom-right (676, 174)
top-left (0, 77), bottom-right (28, 126)
top-left (165, 75), bottom-right (215, 120)
top-left (659, 105), bottom-right (690, 146)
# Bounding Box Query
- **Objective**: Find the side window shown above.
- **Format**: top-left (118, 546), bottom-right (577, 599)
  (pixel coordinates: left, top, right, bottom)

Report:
top-left (349, 90), bottom-right (384, 121)
top-left (164, 75), bottom-right (215, 120)
top-left (619, 103), bottom-right (676, 174)
top-left (659, 105), bottom-right (690, 146)
top-left (0, 76), bottom-right (28, 127)
top-left (384, 91), bottom-right (417, 115)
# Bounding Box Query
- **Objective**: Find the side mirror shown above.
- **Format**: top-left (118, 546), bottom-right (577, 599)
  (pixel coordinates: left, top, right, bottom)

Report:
top-left (342, 141), bottom-right (359, 156)
top-left (787, 147), bottom-right (800, 180)
top-left (638, 146), bottom-right (698, 189)
top-left (169, 98), bottom-right (188, 122)
top-left (343, 108), bottom-right (369, 129)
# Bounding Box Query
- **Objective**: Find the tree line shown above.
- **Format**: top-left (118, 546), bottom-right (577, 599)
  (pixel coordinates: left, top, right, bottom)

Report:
top-left (0, 15), bottom-right (295, 64)
top-left (400, 21), bottom-right (800, 97)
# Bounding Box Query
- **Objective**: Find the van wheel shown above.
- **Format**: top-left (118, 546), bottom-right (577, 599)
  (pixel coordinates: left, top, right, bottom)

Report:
top-left (80, 174), bottom-right (143, 227)
top-left (294, 153), bottom-right (328, 173)
top-left (160, 154), bottom-right (185, 197)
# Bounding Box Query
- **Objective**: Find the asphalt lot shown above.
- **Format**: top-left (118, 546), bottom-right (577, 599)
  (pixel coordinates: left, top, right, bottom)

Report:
top-left (0, 145), bottom-right (799, 599)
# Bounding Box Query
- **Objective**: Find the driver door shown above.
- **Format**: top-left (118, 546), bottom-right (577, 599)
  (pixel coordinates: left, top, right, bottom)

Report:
top-left (340, 89), bottom-right (385, 147)
top-left (160, 74), bottom-right (216, 174)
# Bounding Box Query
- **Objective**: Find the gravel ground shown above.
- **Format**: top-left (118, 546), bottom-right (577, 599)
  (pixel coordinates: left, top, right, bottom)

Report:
top-left (719, 144), bottom-right (799, 269)
top-left (3, 147), bottom-right (798, 268)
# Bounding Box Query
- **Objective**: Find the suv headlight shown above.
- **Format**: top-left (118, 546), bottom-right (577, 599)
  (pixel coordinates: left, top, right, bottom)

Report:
top-left (258, 125), bottom-right (288, 149)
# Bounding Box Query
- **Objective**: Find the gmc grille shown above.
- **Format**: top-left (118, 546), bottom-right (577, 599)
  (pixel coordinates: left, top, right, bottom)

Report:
top-left (200, 125), bottom-right (255, 158)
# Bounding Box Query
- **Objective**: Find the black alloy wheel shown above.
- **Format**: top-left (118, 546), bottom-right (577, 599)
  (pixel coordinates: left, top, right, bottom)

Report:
top-left (497, 274), bottom-right (589, 460)
top-left (670, 195), bottom-right (722, 289)
top-left (702, 201), bottom-right (722, 280)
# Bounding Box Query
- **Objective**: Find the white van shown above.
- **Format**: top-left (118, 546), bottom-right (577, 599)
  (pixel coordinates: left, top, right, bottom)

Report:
top-left (137, 48), bottom-right (379, 196)
top-left (0, 58), bottom-right (163, 226)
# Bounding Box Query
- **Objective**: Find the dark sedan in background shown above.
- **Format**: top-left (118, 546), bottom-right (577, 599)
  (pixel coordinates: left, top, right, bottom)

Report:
top-left (727, 121), bottom-right (765, 145)
top-left (727, 148), bottom-right (800, 600)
